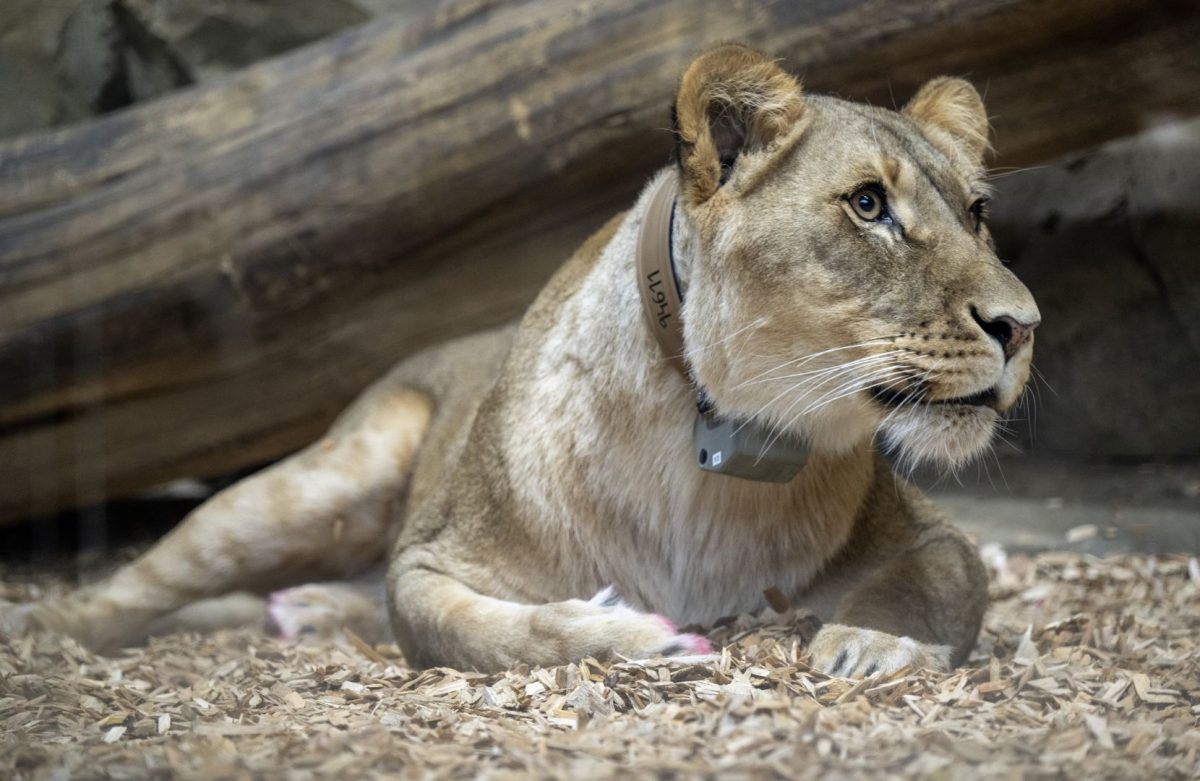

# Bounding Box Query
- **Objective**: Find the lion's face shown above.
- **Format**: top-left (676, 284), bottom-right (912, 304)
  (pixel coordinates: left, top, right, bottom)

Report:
top-left (672, 47), bottom-right (1039, 469)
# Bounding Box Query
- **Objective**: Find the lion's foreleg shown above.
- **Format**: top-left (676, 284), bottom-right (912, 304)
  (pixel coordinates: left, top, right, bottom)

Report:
top-left (802, 507), bottom-right (988, 677)
top-left (387, 546), bottom-right (711, 671)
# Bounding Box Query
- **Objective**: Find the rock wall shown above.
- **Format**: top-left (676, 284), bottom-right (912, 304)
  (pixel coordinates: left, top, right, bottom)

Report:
top-left (992, 120), bottom-right (1200, 459)
top-left (0, 0), bottom-right (413, 140)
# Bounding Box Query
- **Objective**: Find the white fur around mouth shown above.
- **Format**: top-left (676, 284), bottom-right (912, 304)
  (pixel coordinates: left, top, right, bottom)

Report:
top-left (875, 396), bottom-right (999, 471)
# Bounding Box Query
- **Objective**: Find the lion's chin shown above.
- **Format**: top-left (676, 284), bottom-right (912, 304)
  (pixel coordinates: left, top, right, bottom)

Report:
top-left (875, 402), bottom-right (999, 472)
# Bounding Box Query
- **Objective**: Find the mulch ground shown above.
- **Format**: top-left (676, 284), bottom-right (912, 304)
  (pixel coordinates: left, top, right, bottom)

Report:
top-left (2, 547), bottom-right (1197, 780)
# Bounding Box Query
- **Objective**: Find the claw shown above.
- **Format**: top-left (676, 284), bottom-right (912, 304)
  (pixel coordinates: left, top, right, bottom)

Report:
top-left (828, 648), bottom-right (850, 676)
top-left (589, 585), bottom-right (624, 608)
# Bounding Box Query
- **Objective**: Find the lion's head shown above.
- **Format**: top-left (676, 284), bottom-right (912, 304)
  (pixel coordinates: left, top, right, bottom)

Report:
top-left (671, 45), bottom-right (1040, 470)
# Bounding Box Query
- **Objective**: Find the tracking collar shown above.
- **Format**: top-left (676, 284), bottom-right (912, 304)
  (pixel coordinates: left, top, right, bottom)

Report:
top-left (635, 175), bottom-right (809, 483)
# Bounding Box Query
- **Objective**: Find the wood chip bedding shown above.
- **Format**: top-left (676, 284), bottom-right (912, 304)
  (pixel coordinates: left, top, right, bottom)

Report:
top-left (2, 549), bottom-right (1197, 779)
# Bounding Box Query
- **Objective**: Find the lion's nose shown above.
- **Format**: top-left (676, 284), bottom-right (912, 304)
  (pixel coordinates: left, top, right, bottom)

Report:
top-left (971, 308), bottom-right (1039, 360)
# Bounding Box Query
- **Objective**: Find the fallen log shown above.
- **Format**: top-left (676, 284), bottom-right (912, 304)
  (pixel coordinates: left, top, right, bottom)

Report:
top-left (2, 0), bottom-right (1199, 524)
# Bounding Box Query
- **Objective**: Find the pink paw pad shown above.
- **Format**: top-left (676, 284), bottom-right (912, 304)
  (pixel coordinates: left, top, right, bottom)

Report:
top-left (680, 633), bottom-right (713, 655)
top-left (651, 614), bottom-right (677, 635)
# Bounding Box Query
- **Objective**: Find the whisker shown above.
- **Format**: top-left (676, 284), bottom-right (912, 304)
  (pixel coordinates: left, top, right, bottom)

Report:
top-left (730, 338), bottom-right (901, 390)
top-left (988, 443), bottom-right (1012, 491)
top-left (754, 365), bottom-right (914, 459)
top-left (735, 350), bottom-right (908, 390)
top-left (872, 365), bottom-right (942, 477)
top-left (681, 318), bottom-right (766, 359)
top-left (983, 163), bottom-right (1050, 180)
top-left (750, 364), bottom-right (905, 446)
top-left (731, 354), bottom-right (906, 435)
top-left (980, 446), bottom-right (998, 492)
top-left (1031, 364), bottom-right (1058, 396)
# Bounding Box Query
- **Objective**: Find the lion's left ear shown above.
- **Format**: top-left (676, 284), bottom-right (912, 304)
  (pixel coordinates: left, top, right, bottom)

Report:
top-left (673, 44), bottom-right (805, 205)
top-left (902, 77), bottom-right (990, 166)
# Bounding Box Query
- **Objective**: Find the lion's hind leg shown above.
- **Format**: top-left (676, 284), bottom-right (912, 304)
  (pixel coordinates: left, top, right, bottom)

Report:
top-left (1, 382), bottom-right (433, 652)
top-left (128, 577), bottom-right (389, 645)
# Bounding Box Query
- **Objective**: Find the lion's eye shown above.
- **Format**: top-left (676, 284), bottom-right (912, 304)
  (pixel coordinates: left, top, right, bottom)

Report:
top-left (969, 197), bottom-right (989, 232)
top-left (848, 186), bottom-right (888, 222)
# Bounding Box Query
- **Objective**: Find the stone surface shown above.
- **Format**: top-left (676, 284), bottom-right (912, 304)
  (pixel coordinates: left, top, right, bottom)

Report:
top-left (120, 0), bottom-right (373, 80)
top-left (920, 458), bottom-right (1200, 556)
top-left (0, 0), bottom-right (194, 138)
top-left (57, 0), bottom-right (125, 113)
top-left (0, 0), bottom-right (88, 138)
top-left (0, 49), bottom-right (66, 139)
top-left (991, 120), bottom-right (1200, 458)
top-left (0, 0), bottom-right (414, 140)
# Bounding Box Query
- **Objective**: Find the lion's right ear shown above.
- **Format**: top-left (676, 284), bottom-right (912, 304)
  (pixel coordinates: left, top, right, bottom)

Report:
top-left (672, 44), bottom-right (804, 205)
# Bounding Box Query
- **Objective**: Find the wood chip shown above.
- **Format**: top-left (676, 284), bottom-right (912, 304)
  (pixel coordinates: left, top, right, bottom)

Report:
top-left (1066, 524), bottom-right (1098, 543)
top-left (1132, 673), bottom-right (1177, 705)
top-left (1, 550), bottom-right (1197, 778)
top-left (1013, 626), bottom-right (1040, 665)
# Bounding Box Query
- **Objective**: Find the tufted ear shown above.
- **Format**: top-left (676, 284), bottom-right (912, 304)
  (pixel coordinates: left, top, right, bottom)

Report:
top-left (902, 77), bottom-right (990, 166)
top-left (672, 44), bottom-right (805, 205)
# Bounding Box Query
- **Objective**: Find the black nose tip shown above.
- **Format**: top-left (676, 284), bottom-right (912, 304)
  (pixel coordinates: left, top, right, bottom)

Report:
top-left (971, 307), bottom-right (1037, 360)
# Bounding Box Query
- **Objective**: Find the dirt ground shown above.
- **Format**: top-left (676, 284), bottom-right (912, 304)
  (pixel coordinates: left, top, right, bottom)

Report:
top-left (1, 546), bottom-right (1197, 780)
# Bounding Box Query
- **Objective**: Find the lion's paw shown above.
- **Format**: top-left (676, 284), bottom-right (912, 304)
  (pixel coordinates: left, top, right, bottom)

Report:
top-left (566, 586), bottom-right (712, 660)
top-left (808, 623), bottom-right (950, 677)
top-left (266, 584), bottom-right (385, 643)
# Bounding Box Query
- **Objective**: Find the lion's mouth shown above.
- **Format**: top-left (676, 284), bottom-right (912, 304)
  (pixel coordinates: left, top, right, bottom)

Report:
top-left (870, 385), bottom-right (1000, 411)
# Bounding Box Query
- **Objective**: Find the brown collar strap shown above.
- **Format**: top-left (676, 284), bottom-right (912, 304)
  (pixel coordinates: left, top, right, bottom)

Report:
top-left (636, 175), bottom-right (688, 376)
top-left (634, 174), bottom-right (809, 482)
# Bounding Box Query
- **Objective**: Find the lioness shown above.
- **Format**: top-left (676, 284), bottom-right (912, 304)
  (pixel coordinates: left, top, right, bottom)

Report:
top-left (2, 45), bottom-right (1038, 676)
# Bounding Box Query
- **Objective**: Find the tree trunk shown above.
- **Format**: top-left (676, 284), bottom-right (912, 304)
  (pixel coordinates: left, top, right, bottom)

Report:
top-left (2, 0), bottom-right (1198, 524)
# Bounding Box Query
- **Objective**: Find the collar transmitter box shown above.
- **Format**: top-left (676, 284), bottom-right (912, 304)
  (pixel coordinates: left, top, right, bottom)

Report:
top-left (693, 410), bottom-right (808, 482)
